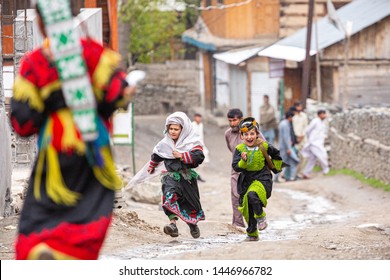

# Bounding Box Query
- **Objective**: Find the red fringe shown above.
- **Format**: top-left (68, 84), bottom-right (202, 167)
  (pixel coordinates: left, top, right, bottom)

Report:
top-left (15, 215), bottom-right (112, 260)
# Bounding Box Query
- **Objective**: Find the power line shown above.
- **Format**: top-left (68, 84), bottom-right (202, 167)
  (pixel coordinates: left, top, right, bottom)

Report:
top-left (196, 0), bottom-right (254, 10)
top-left (166, 0), bottom-right (255, 11)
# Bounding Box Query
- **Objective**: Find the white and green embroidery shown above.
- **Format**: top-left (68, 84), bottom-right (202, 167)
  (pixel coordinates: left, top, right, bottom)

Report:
top-left (38, 0), bottom-right (98, 141)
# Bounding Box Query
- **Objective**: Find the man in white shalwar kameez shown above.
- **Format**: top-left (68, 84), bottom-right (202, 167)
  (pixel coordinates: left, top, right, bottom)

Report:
top-left (301, 110), bottom-right (329, 178)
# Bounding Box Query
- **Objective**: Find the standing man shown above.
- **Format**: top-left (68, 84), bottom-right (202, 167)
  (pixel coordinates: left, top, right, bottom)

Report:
top-left (276, 111), bottom-right (299, 181)
top-left (292, 101), bottom-right (308, 176)
top-left (224, 109), bottom-right (245, 228)
top-left (259, 95), bottom-right (277, 145)
top-left (302, 110), bottom-right (330, 178)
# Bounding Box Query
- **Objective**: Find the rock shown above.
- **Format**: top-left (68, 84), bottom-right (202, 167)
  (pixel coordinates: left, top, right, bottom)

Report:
top-left (123, 181), bottom-right (161, 205)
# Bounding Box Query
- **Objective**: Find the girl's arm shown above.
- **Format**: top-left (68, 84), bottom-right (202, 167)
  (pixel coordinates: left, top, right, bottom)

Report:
top-left (82, 39), bottom-right (135, 120)
top-left (148, 153), bottom-right (164, 173)
top-left (232, 148), bottom-right (247, 172)
top-left (267, 144), bottom-right (284, 173)
top-left (11, 56), bottom-right (45, 137)
top-left (180, 145), bottom-right (205, 168)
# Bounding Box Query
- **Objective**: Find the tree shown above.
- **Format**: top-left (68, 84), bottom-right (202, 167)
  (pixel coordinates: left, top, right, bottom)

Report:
top-left (182, 0), bottom-right (201, 59)
top-left (120, 0), bottom-right (187, 64)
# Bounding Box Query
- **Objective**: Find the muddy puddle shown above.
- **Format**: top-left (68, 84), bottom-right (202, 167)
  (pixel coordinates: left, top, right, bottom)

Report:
top-left (101, 188), bottom-right (357, 259)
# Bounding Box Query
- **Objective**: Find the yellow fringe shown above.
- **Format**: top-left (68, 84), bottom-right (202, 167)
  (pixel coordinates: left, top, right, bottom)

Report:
top-left (33, 117), bottom-right (54, 202)
top-left (56, 109), bottom-right (86, 154)
top-left (28, 243), bottom-right (77, 260)
top-left (92, 49), bottom-right (121, 99)
top-left (33, 149), bottom-right (45, 201)
top-left (46, 145), bottom-right (81, 206)
top-left (40, 80), bottom-right (62, 100)
top-left (92, 146), bottom-right (122, 191)
top-left (12, 75), bottom-right (44, 112)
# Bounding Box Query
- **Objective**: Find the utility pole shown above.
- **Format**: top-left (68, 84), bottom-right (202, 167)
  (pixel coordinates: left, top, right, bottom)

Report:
top-left (301, 0), bottom-right (315, 109)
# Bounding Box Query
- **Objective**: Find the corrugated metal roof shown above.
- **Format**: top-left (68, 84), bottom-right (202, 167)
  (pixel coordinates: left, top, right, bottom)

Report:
top-left (258, 0), bottom-right (390, 61)
top-left (182, 17), bottom-right (277, 52)
top-left (213, 46), bottom-right (264, 65)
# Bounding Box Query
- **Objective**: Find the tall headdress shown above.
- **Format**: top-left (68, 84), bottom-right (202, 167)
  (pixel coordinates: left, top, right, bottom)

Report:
top-left (37, 0), bottom-right (98, 141)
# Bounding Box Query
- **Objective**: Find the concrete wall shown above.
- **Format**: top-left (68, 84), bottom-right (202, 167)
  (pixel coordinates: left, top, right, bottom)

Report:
top-left (133, 61), bottom-right (200, 115)
top-left (329, 108), bottom-right (390, 184)
top-left (1, 4), bottom-right (13, 217)
top-left (0, 109), bottom-right (12, 217)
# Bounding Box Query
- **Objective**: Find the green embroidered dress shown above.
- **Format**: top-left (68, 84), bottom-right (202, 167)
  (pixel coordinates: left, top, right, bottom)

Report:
top-left (232, 142), bottom-right (283, 237)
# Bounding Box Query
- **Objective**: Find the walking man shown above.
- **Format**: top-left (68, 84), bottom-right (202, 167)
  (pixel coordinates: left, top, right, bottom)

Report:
top-left (302, 110), bottom-right (330, 178)
top-left (292, 101), bottom-right (308, 176)
top-left (259, 95), bottom-right (277, 145)
top-left (277, 111), bottom-right (299, 181)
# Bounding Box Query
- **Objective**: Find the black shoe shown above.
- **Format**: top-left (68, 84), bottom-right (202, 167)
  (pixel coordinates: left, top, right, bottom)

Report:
top-left (188, 223), bottom-right (200, 238)
top-left (163, 223), bottom-right (179, 237)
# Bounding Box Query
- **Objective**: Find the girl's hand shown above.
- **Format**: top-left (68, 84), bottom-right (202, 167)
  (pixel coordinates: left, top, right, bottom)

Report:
top-left (123, 86), bottom-right (137, 101)
top-left (241, 152), bottom-right (247, 161)
top-left (147, 167), bottom-right (155, 174)
top-left (172, 150), bottom-right (182, 160)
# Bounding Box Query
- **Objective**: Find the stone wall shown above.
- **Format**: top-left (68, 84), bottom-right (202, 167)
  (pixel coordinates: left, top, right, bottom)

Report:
top-left (133, 61), bottom-right (200, 115)
top-left (329, 108), bottom-right (390, 184)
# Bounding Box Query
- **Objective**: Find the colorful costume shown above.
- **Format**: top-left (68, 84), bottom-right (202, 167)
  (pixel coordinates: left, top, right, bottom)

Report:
top-left (11, 37), bottom-right (131, 259)
top-left (149, 112), bottom-right (205, 225)
top-left (232, 124), bottom-right (283, 239)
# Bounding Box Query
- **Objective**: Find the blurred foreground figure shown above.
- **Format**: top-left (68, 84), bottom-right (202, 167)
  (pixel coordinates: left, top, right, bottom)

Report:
top-left (11, 0), bottom-right (136, 259)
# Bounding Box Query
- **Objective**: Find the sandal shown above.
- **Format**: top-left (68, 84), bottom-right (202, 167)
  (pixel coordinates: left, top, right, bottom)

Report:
top-left (244, 236), bottom-right (259, 242)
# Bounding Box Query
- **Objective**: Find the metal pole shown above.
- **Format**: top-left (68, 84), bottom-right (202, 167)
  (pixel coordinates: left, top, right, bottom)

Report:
top-left (342, 35), bottom-right (349, 109)
top-left (279, 78), bottom-right (285, 121)
top-left (301, 0), bottom-right (315, 109)
top-left (314, 0), bottom-right (322, 102)
top-left (131, 102), bottom-right (136, 175)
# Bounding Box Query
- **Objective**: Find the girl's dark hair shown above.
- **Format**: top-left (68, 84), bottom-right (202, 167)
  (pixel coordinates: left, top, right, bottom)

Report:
top-left (317, 109), bottom-right (326, 115)
top-left (227, 108), bottom-right (243, 119)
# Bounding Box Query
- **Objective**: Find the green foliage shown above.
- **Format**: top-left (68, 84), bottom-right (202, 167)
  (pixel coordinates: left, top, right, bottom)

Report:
top-left (182, 0), bottom-right (200, 28)
top-left (326, 168), bottom-right (390, 192)
top-left (119, 0), bottom-right (189, 64)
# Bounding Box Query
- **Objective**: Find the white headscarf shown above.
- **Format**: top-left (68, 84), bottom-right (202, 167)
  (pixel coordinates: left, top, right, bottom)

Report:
top-left (152, 112), bottom-right (203, 158)
top-left (123, 112), bottom-right (203, 198)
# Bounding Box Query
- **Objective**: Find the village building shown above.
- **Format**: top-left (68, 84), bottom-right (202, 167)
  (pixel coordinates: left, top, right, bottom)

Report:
top-left (182, 0), bottom-right (379, 118)
top-left (259, 0), bottom-right (390, 110)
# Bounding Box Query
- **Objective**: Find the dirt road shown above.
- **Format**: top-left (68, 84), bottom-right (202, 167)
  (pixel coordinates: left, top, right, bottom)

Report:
top-left (1, 115), bottom-right (389, 260)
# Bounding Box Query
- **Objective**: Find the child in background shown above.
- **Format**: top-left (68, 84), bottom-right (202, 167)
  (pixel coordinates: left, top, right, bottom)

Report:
top-left (232, 117), bottom-right (284, 241)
